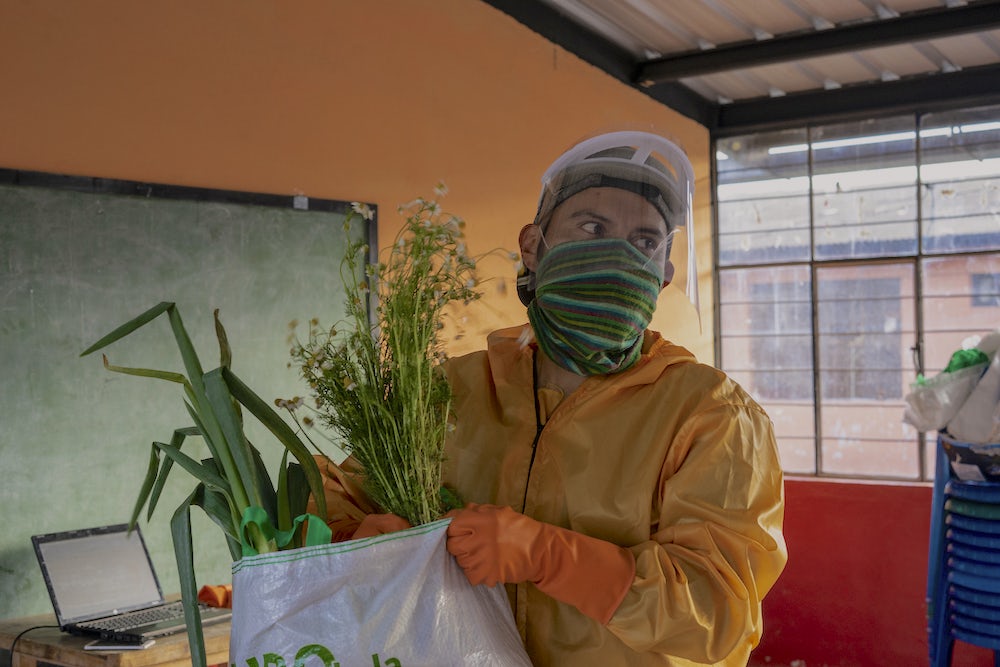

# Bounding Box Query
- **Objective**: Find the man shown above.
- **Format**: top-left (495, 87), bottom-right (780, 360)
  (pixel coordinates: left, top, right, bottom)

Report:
top-left (439, 130), bottom-right (786, 665)
top-left (323, 130), bottom-right (786, 665)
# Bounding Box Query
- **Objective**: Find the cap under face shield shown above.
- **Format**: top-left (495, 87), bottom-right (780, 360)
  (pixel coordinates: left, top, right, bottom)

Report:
top-left (517, 131), bottom-right (698, 321)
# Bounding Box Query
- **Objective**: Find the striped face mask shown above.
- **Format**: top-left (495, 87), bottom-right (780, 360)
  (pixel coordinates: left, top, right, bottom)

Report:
top-left (527, 238), bottom-right (664, 376)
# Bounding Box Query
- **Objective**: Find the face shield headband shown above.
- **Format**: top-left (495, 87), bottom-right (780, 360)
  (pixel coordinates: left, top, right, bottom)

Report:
top-left (516, 131), bottom-right (699, 326)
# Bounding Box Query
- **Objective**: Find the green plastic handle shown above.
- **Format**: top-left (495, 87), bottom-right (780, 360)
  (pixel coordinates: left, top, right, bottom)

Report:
top-left (240, 506), bottom-right (332, 556)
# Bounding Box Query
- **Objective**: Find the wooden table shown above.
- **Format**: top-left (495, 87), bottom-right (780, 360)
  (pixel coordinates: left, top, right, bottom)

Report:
top-left (0, 615), bottom-right (230, 667)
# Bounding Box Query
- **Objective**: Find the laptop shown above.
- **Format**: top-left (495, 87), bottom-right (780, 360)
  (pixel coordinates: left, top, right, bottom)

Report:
top-left (31, 523), bottom-right (231, 644)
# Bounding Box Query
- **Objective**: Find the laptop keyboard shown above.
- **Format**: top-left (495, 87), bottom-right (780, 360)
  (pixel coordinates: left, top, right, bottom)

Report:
top-left (77, 601), bottom-right (184, 631)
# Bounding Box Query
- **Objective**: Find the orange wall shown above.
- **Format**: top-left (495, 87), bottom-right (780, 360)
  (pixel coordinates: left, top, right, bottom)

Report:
top-left (0, 0), bottom-right (712, 360)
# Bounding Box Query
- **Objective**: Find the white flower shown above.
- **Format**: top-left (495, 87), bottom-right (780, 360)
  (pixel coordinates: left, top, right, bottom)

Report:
top-left (434, 182), bottom-right (449, 197)
top-left (275, 396), bottom-right (305, 411)
top-left (398, 199), bottom-right (420, 214)
top-left (350, 202), bottom-right (374, 221)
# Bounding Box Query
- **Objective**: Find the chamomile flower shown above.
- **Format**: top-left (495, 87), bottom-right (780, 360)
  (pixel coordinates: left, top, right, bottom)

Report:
top-left (350, 202), bottom-right (374, 221)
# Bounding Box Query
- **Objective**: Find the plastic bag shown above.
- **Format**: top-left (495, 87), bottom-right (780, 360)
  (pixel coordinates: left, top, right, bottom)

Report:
top-left (903, 362), bottom-right (988, 432)
top-left (229, 519), bottom-right (531, 667)
top-left (948, 350), bottom-right (1000, 445)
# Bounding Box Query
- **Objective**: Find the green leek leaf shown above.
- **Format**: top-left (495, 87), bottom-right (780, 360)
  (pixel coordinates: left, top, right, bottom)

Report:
top-left (100, 356), bottom-right (190, 387)
top-left (280, 462), bottom-right (312, 550)
top-left (129, 445), bottom-right (161, 531)
top-left (147, 427), bottom-right (200, 521)
top-left (166, 305), bottom-right (206, 396)
top-left (249, 441), bottom-right (277, 527)
top-left (185, 379), bottom-right (251, 513)
top-left (171, 489), bottom-right (207, 667)
top-left (214, 309), bottom-right (232, 369)
top-left (154, 442), bottom-right (231, 495)
top-left (193, 470), bottom-right (243, 561)
top-left (222, 366), bottom-right (327, 520)
top-left (276, 450), bottom-right (291, 532)
top-left (80, 301), bottom-right (173, 357)
top-left (204, 368), bottom-right (262, 509)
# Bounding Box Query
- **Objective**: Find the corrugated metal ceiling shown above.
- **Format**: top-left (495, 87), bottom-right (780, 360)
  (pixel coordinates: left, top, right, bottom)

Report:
top-left (483, 0), bottom-right (1000, 133)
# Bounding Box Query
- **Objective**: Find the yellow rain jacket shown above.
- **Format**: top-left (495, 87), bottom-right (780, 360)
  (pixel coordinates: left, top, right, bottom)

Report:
top-left (441, 325), bottom-right (787, 666)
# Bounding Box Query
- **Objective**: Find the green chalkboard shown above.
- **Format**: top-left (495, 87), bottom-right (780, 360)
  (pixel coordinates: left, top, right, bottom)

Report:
top-left (0, 171), bottom-right (372, 620)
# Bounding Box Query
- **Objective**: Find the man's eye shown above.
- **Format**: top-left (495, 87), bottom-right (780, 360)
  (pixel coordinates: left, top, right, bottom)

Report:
top-left (580, 221), bottom-right (604, 235)
top-left (634, 236), bottom-right (659, 251)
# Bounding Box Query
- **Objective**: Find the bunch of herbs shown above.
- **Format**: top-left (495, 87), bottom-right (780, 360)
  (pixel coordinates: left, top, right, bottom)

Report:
top-left (291, 188), bottom-right (481, 526)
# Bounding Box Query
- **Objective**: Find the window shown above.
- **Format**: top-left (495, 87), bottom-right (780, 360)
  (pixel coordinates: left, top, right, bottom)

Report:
top-left (716, 105), bottom-right (1000, 481)
top-left (818, 275), bottom-right (901, 401)
top-left (972, 273), bottom-right (1000, 308)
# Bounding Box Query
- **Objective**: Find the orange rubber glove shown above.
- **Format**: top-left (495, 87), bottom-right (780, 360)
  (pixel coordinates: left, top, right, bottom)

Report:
top-left (197, 584), bottom-right (232, 608)
top-left (351, 513), bottom-right (412, 539)
top-left (445, 503), bottom-right (635, 625)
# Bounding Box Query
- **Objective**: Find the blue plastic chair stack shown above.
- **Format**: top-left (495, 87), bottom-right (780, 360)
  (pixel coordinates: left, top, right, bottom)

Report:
top-left (927, 434), bottom-right (1000, 667)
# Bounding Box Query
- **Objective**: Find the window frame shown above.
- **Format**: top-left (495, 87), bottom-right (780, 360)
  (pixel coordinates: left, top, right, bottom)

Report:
top-left (711, 106), bottom-right (1000, 482)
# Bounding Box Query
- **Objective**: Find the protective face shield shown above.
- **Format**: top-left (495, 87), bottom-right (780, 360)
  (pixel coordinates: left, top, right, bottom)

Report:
top-left (516, 130), bottom-right (698, 320)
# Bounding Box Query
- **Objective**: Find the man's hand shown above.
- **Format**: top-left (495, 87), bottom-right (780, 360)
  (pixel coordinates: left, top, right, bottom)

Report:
top-left (446, 503), bottom-right (635, 624)
top-left (352, 513), bottom-right (412, 539)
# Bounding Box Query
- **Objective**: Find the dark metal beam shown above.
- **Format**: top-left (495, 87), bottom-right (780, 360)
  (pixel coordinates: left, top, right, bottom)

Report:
top-left (478, 0), bottom-right (717, 127)
top-left (637, 0), bottom-right (1000, 84)
top-left (712, 63), bottom-right (1000, 135)
top-left (479, 0), bottom-right (1000, 136)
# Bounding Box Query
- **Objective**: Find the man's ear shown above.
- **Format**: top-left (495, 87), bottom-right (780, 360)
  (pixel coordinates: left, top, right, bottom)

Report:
top-left (519, 224), bottom-right (543, 272)
top-left (661, 259), bottom-right (675, 290)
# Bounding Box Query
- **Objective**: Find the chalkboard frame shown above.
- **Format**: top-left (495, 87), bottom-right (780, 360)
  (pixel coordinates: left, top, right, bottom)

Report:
top-left (0, 167), bottom-right (372, 218)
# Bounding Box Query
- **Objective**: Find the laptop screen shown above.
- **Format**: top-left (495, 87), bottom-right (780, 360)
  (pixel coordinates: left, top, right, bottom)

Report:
top-left (32, 524), bottom-right (165, 626)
